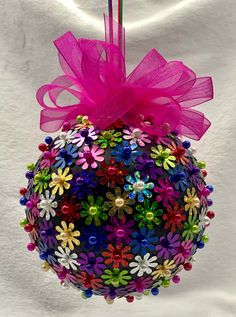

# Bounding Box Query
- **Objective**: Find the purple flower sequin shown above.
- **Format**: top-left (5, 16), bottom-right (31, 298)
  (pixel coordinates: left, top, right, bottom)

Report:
top-left (156, 232), bottom-right (180, 259)
top-left (77, 251), bottom-right (105, 275)
top-left (39, 219), bottom-right (57, 248)
top-left (135, 153), bottom-right (163, 180)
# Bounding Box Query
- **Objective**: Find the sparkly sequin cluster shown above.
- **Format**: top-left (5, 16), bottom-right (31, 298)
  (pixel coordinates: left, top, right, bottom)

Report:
top-left (19, 116), bottom-right (215, 303)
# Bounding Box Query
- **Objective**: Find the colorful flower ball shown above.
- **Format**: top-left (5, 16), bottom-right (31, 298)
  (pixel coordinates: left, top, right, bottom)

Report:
top-left (19, 116), bottom-right (214, 303)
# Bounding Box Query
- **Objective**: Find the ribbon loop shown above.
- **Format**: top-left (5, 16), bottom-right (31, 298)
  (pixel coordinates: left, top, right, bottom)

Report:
top-left (37, 19), bottom-right (213, 140)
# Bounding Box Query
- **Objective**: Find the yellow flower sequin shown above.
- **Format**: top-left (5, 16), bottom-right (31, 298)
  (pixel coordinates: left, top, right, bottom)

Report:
top-left (49, 167), bottom-right (73, 196)
top-left (56, 221), bottom-right (80, 250)
top-left (151, 260), bottom-right (176, 280)
top-left (184, 187), bottom-right (200, 216)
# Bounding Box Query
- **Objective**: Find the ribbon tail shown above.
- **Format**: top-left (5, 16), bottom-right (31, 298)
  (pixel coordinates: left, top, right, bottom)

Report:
top-left (177, 108), bottom-right (211, 140)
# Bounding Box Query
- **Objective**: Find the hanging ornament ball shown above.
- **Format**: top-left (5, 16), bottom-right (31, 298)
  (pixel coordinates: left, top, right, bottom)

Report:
top-left (19, 116), bottom-right (214, 302)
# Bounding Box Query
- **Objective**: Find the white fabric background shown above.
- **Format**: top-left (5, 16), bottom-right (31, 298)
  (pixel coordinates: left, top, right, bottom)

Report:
top-left (0, 0), bottom-right (236, 316)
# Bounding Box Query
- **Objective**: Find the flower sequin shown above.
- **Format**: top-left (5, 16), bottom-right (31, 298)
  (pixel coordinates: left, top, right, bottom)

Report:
top-left (56, 221), bottom-right (80, 250)
top-left (124, 171), bottom-right (154, 203)
top-left (104, 187), bottom-right (135, 219)
top-left (49, 167), bottom-right (73, 196)
top-left (80, 195), bottom-right (108, 226)
top-left (76, 145), bottom-right (104, 169)
top-left (111, 141), bottom-right (142, 166)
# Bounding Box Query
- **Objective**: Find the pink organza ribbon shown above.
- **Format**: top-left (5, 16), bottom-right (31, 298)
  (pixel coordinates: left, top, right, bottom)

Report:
top-left (37, 17), bottom-right (213, 140)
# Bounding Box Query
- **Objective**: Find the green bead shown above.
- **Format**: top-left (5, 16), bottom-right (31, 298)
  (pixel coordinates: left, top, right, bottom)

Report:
top-left (162, 280), bottom-right (170, 288)
top-left (143, 290), bottom-right (150, 296)
top-left (76, 115), bottom-right (83, 123)
top-left (197, 161), bottom-right (206, 169)
top-left (19, 219), bottom-right (28, 227)
top-left (81, 292), bottom-right (87, 300)
top-left (192, 224), bottom-right (199, 234)
top-left (27, 163), bottom-right (35, 171)
top-left (201, 235), bottom-right (209, 243)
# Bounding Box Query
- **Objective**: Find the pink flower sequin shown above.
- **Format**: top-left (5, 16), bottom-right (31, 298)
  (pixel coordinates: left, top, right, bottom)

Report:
top-left (123, 127), bottom-right (151, 147)
top-left (154, 178), bottom-right (180, 207)
top-left (173, 240), bottom-right (193, 265)
top-left (76, 145), bottom-right (104, 170)
top-left (40, 148), bottom-right (59, 169)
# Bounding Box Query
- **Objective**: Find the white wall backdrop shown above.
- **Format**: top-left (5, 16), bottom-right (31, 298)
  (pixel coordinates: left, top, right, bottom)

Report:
top-left (0, 0), bottom-right (235, 316)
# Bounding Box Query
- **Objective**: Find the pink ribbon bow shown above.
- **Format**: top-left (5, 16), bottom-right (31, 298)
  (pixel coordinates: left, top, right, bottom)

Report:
top-left (37, 17), bottom-right (213, 140)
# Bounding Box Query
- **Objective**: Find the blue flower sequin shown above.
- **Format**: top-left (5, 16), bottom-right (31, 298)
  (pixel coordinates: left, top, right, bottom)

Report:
top-left (168, 165), bottom-right (189, 191)
top-left (55, 144), bottom-right (78, 169)
top-left (38, 241), bottom-right (56, 264)
top-left (111, 141), bottom-right (142, 166)
top-left (80, 224), bottom-right (107, 252)
top-left (70, 171), bottom-right (97, 199)
top-left (131, 227), bottom-right (158, 255)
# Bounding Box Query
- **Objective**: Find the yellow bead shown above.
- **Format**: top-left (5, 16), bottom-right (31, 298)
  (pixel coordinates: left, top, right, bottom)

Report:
top-left (81, 292), bottom-right (87, 300)
top-left (41, 262), bottom-right (50, 272)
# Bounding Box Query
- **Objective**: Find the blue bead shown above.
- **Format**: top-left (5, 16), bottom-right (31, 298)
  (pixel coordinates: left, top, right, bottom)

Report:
top-left (151, 288), bottom-right (160, 296)
top-left (45, 136), bottom-right (53, 144)
top-left (19, 196), bottom-right (27, 206)
top-left (197, 241), bottom-right (205, 249)
top-left (182, 140), bottom-right (191, 149)
top-left (25, 171), bottom-right (34, 179)
top-left (206, 185), bottom-right (214, 193)
top-left (85, 289), bottom-right (93, 298)
top-left (39, 252), bottom-right (48, 260)
top-left (140, 239), bottom-right (148, 247)
top-left (89, 236), bottom-right (97, 245)
top-left (59, 149), bottom-right (67, 157)
top-left (207, 199), bottom-right (213, 207)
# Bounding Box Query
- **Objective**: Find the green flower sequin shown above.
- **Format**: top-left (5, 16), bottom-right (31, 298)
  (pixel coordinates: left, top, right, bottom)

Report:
top-left (101, 268), bottom-right (131, 287)
top-left (95, 130), bottom-right (122, 149)
top-left (150, 145), bottom-right (176, 170)
top-left (33, 169), bottom-right (51, 193)
top-left (80, 195), bottom-right (108, 226)
top-left (182, 213), bottom-right (199, 241)
top-left (134, 200), bottom-right (163, 229)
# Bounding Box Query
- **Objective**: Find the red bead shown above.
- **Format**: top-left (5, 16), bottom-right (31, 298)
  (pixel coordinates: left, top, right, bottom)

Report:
top-left (27, 242), bottom-right (36, 251)
top-left (24, 224), bottom-right (33, 232)
top-left (61, 205), bottom-right (71, 214)
top-left (38, 143), bottom-right (47, 152)
top-left (62, 122), bottom-right (71, 131)
top-left (19, 187), bottom-right (27, 196)
top-left (126, 296), bottom-right (134, 303)
top-left (207, 211), bottom-right (215, 219)
top-left (184, 262), bottom-right (192, 271)
top-left (202, 170), bottom-right (207, 177)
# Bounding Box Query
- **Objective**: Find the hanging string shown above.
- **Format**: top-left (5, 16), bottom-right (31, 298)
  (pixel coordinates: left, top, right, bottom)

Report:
top-left (118, 0), bottom-right (123, 26)
top-left (108, 0), bottom-right (113, 19)
top-left (107, 0), bottom-right (124, 54)
top-left (108, 0), bottom-right (114, 43)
